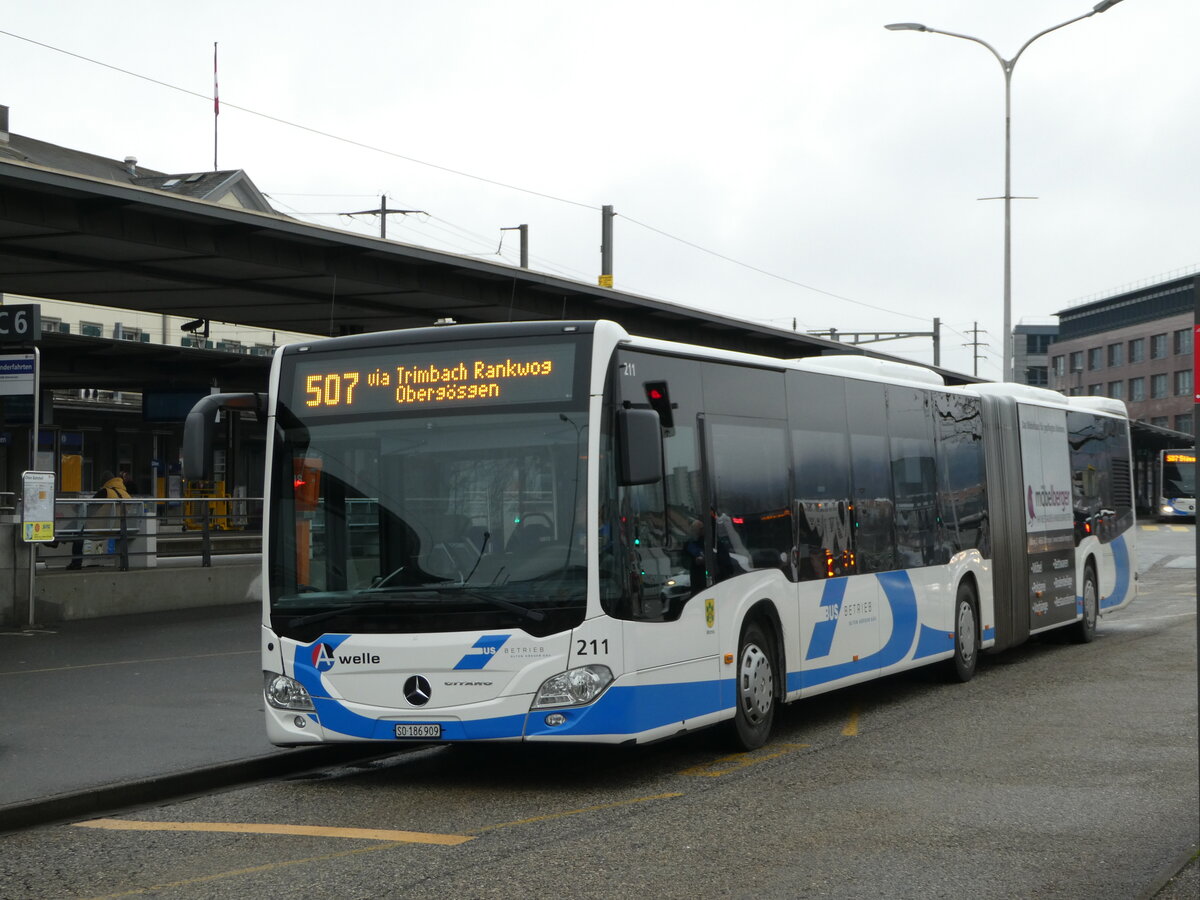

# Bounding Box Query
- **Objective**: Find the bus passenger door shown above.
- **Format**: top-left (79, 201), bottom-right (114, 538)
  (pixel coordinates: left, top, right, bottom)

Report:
top-left (613, 352), bottom-right (721, 717)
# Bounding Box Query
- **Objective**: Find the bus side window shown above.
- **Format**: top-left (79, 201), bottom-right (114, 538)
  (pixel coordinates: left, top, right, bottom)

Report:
top-left (846, 381), bottom-right (896, 574)
top-left (708, 417), bottom-right (791, 581)
top-left (789, 372), bottom-right (854, 579)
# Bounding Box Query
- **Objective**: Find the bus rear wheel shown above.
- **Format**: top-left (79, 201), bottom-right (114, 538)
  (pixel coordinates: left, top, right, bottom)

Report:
top-left (1072, 565), bottom-right (1098, 644)
top-left (729, 620), bottom-right (776, 750)
top-left (945, 581), bottom-right (979, 683)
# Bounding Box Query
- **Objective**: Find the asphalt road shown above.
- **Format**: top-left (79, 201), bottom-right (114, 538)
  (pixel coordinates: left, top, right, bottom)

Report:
top-left (0, 525), bottom-right (1195, 898)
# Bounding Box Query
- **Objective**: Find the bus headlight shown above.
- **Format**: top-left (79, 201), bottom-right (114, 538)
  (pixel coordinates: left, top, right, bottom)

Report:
top-left (532, 665), bottom-right (614, 709)
top-left (264, 673), bottom-right (315, 711)
top-left (1161, 504), bottom-right (1176, 515)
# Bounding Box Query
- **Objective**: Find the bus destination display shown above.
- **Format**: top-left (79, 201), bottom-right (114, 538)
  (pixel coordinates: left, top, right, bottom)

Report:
top-left (290, 342), bottom-right (576, 415)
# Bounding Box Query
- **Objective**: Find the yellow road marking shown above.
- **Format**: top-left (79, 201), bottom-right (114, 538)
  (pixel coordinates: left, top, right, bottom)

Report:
top-left (74, 817), bottom-right (472, 845)
top-left (842, 706), bottom-right (860, 737)
top-left (678, 743), bottom-right (809, 777)
top-left (75, 794), bottom-right (685, 899)
top-left (472, 792), bottom-right (683, 833)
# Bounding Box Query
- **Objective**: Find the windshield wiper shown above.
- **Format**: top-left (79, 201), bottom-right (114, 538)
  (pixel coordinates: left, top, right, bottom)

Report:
top-left (286, 602), bottom-right (384, 629)
top-left (450, 587), bottom-right (546, 622)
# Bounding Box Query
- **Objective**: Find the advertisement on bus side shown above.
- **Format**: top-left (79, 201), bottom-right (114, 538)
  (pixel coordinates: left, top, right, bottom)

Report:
top-left (1018, 405), bottom-right (1076, 630)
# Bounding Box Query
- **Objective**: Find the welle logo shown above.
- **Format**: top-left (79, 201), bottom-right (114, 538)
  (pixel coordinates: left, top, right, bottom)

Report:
top-left (311, 642), bottom-right (379, 672)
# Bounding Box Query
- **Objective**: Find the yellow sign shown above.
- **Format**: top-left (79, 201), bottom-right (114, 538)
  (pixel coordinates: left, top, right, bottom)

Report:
top-left (598, 274), bottom-right (614, 288)
top-left (1165, 453), bottom-right (1195, 464)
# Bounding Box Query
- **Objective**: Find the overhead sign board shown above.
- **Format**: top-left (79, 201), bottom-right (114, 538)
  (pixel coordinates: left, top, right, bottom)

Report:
top-left (0, 353), bottom-right (36, 396)
top-left (0, 304), bottom-right (41, 347)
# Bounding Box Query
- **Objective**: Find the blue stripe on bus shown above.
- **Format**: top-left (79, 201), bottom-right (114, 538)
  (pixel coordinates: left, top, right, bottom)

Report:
top-left (1100, 533), bottom-right (1131, 610)
top-left (526, 680), bottom-right (724, 738)
top-left (290, 639), bottom-right (727, 742)
top-left (788, 571), bottom-right (920, 691)
top-left (806, 579), bottom-right (848, 660)
top-left (913, 624), bottom-right (954, 659)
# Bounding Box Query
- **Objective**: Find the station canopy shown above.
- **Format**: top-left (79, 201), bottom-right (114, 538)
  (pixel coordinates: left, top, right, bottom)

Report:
top-left (0, 158), bottom-right (975, 391)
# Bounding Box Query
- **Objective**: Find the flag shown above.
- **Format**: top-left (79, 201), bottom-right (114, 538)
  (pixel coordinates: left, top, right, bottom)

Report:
top-left (213, 42), bottom-right (219, 116)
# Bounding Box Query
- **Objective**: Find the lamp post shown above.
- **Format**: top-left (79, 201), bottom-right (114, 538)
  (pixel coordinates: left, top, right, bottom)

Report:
top-left (886, 0), bottom-right (1124, 383)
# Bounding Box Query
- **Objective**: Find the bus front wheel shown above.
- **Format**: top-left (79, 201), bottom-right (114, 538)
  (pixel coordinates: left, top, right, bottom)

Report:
top-left (729, 620), bottom-right (776, 750)
top-left (946, 581), bottom-right (979, 683)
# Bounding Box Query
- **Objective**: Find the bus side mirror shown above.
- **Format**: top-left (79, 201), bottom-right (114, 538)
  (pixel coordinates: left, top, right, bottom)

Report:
top-left (617, 407), bottom-right (663, 485)
top-left (182, 392), bottom-right (266, 480)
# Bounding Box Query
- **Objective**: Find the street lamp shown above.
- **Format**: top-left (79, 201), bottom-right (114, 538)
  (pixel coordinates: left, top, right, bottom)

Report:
top-left (886, 0), bottom-right (1124, 383)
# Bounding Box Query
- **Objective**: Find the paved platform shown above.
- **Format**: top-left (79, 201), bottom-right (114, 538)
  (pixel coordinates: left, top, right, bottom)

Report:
top-left (0, 603), bottom-right (386, 831)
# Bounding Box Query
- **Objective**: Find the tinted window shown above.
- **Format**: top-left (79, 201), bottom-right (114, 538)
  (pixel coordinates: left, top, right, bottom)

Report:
top-left (606, 351), bottom-right (705, 620)
top-left (845, 380), bottom-right (895, 573)
top-left (788, 372), bottom-right (854, 579)
top-left (889, 388), bottom-right (937, 568)
top-left (1067, 411), bottom-right (1133, 544)
top-left (932, 393), bottom-right (989, 559)
top-left (709, 417), bottom-right (791, 581)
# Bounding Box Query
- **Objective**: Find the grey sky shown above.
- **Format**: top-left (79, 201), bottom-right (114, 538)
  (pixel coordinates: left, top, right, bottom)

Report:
top-left (2, 0), bottom-right (1196, 378)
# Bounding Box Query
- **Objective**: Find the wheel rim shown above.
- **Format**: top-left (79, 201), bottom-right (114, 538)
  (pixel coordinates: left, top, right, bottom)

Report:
top-left (957, 600), bottom-right (976, 666)
top-left (1084, 576), bottom-right (1098, 628)
top-left (739, 643), bottom-right (774, 724)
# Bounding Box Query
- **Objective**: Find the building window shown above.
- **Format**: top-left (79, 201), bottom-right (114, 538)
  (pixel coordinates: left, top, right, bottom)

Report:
top-left (1151, 373), bottom-right (1168, 399)
top-left (1176, 413), bottom-right (1193, 434)
top-left (1128, 338), bottom-right (1145, 363)
top-left (1026, 333), bottom-right (1052, 354)
top-left (1150, 416), bottom-right (1169, 428)
top-left (1175, 370), bottom-right (1192, 397)
top-left (1174, 328), bottom-right (1192, 355)
top-left (1087, 347), bottom-right (1103, 371)
top-left (1107, 381), bottom-right (1123, 399)
top-left (115, 325), bottom-right (142, 341)
top-left (1026, 366), bottom-right (1048, 386)
top-left (1069, 351), bottom-right (1084, 373)
top-left (1088, 383), bottom-right (1104, 396)
top-left (1129, 377), bottom-right (1145, 402)
top-left (81, 321), bottom-right (103, 338)
top-left (1151, 333), bottom-right (1168, 359)
top-left (1107, 343), bottom-right (1123, 367)
top-left (1052, 355), bottom-right (1065, 377)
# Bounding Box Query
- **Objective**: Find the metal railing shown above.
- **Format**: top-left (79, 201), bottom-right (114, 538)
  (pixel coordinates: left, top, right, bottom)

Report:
top-left (43, 496), bottom-right (263, 571)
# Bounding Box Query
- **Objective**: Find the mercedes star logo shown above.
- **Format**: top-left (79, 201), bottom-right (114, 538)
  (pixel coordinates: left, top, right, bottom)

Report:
top-left (403, 675), bottom-right (432, 706)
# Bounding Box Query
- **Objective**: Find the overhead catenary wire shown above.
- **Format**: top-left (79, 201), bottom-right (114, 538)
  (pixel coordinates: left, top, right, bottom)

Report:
top-left (1, 27), bottom-right (948, 337)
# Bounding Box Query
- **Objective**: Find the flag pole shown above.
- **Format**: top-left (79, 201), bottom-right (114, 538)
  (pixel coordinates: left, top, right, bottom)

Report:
top-left (213, 42), bottom-right (219, 171)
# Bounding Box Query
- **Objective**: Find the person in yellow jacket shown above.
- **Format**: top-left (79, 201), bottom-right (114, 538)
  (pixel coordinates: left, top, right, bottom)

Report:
top-left (67, 471), bottom-right (131, 569)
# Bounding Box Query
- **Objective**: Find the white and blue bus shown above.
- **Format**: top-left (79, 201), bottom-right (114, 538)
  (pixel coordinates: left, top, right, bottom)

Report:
top-left (1156, 449), bottom-right (1195, 520)
top-left (184, 320), bottom-right (1137, 750)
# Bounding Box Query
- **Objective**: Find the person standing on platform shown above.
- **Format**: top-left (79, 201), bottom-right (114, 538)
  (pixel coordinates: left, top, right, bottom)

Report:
top-left (67, 471), bottom-right (131, 569)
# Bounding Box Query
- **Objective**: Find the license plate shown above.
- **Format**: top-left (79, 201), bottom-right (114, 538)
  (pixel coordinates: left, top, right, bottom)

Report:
top-left (394, 723), bottom-right (442, 739)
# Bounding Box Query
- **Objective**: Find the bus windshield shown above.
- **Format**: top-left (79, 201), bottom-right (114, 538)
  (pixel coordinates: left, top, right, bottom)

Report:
top-left (270, 408), bottom-right (589, 640)
top-left (1162, 454), bottom-right (1195, 497)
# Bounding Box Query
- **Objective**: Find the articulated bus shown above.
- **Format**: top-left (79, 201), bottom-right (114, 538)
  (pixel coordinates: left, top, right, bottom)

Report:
top-left (184, 320), bottom-right (1136, 750)
top-left (1156, 449), bottom-right (1195, 520)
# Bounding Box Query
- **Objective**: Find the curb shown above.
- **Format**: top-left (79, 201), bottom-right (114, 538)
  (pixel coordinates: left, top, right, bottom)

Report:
top-left (0, 745), bottom-right (403, 835)
top-left (1137, 845), bottom-right (1200, 900)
